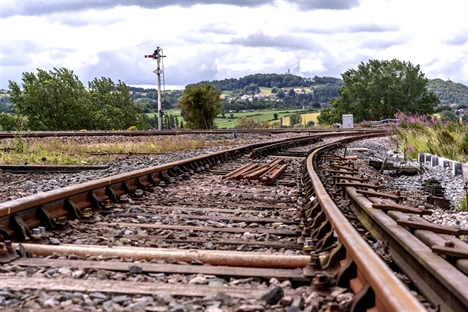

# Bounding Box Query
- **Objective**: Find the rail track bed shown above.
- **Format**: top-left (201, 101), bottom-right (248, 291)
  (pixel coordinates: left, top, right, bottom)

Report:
top-left (0, 130), bottom-right (466, 311)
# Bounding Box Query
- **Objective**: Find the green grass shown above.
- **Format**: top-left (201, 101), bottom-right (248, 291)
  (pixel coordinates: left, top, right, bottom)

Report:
top-left (0, 136), bottom-right (229, 165)
top-left (259, 87), bottom-right (271, 95)
top-left (393, 112), bottom-right (468, 162)
top-left (216, 109), bottom-right (307, 128)
top-left (147, 108), bottom-right (316, 129)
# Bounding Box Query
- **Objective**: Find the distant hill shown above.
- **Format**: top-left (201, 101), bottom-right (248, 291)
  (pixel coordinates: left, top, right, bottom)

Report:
top-left (197, 73), bottom-right (343, 106)
top-left (199, 73), bottom-right (343, 90)
top-left (427, 79), bottom-right (468, 106)
top-left (2, 76), bottom-right (467, 116)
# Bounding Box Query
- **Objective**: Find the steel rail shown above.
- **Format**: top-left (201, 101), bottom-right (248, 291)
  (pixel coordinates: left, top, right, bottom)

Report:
top-left (347, 188), bottom-right (468, 312)
top-left (0, 128), bottom-right (378, 139)
top-left (306, 138), bottom-right (425, 311)
top-left (0, 132), bottom-right (354, 241)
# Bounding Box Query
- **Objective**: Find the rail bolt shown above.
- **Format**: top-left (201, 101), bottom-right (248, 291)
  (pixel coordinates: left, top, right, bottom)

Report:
top-left (312, 273), bottom-right (332, 290)
top-left (303, 254), bottom-right (322, 278)
top-left (134, 189), bottom-right (144, 197)
top-left (454, 220), bottom-right (461, 229)
top-left (81, 208), bottom-right (93, 218)
top-left (103, 199), bottom-right (113, 209)
top-left (31, 228), bottom-right (42, 240)
top-left (159, 181), bottom-right (166, 187)
top-left (38, 226), bottom-right (46, 238)
top-left (407, 214), bottom-right (413, 221)
top-left (303, 237), bottom-right (315, 253)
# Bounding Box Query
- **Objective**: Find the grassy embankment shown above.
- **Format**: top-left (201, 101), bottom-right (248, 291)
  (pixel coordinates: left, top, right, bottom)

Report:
top-left (391, 112), bottom-right (468, 211)
top-left (0, 136), bottom-right (222, 165)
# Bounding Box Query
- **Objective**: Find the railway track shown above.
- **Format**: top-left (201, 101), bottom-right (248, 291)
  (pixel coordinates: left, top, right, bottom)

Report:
top-left (0, 130), bottom-right (466, 311)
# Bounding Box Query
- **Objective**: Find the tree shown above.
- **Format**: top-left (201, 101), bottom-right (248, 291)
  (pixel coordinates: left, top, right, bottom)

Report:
top-left (9, 68), bottom-right (92, 130)
top-left (277, 89), bottom-right (285, 99)
top-left (177, 83), bottom-right (222, 129)
top-left (9, 68), bottom-right (149, 130)
top-left (318, 59), bottom-right (439, 125)
top-left (289, 113), bottom-right (302, 127)
top-left (88, 78), bottom-right (147, 130)
top-left (273, 113), bottom-right (278, 120)
top-left (439, 110), bottom-right (458, 122)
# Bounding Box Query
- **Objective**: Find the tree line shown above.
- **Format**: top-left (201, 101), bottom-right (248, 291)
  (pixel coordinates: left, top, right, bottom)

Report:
top-left (203, 73), bottom-right (343, 90)
top-left (3, 68), bottom-right (148, 131)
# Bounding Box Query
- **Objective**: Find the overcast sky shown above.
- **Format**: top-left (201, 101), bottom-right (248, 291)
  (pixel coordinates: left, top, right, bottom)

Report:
top-left (1, 0), bottom-right (467, 90)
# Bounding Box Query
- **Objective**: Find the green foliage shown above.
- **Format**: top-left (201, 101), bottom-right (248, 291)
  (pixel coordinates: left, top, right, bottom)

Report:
top-left (0, 113), bottom-right (24, 131)
top-left (8, 68), bottom-right (149, 131)
top-left (319, 59), bottom-right (439, 125)
top-left (9, 68), bottom-right (91, 130)
top-left (393, 112), bottom-right (468, 162)
top-left (14, 133), bottom-right (26, 154)
top-left (306, 120), bottom-right (315, 127)
top-left (456, 192), bottom-right (468, 212)
top-left (235, 117), bottom-right (267, 129)
top-left (428, 78), bottom-right (468, 106)
top-left (88, 78), bottom-right (147, 130)
top-left (289, 113), bottom-right (302, 127)
top-left (439, 110), bottom-right (458, 122)
top-left (177, 83), bottom-right (222, 129)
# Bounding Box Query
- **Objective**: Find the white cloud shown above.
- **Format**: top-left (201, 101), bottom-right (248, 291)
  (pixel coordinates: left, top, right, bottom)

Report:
top-left (1, 0), bottom-right (467, 89)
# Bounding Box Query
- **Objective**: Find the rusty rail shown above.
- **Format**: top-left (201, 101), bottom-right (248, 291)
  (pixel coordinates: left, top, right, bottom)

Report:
top-left (0, 133), bottom-right (342, 241)
top-left (305, 136), bottom-right (425, 311)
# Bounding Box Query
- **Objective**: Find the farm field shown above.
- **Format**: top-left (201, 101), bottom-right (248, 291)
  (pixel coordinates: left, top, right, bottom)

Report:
top-left (281, 112), bottom-right (320, 127)
top-left (148, 109), bottom-right (320, 129)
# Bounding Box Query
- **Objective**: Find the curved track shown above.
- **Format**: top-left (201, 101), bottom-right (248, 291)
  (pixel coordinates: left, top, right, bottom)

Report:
top-left (0, 130), bottom-right (464, 311)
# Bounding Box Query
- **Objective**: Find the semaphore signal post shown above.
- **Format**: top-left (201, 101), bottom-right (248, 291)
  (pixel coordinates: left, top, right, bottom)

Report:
top-left (144, 47), bottom-right (166, 131)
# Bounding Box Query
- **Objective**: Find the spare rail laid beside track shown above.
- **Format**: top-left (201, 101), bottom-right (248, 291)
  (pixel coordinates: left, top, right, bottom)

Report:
top-left (313, 141), bottom-right (468, 312)
top-left (2, 129), bottom-right (462, 311)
